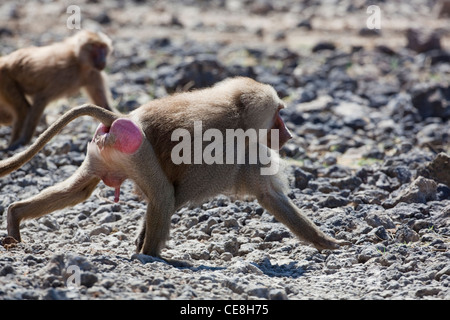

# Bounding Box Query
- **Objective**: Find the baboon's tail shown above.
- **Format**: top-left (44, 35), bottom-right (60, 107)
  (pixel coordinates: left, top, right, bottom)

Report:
top-left (0, 104), bottom-right (119, 177)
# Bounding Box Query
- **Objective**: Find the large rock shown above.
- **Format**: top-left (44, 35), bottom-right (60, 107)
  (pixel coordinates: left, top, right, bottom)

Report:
top-left (419, 152), bottom-right (450, 187)
top-left (385, 176), bottom-right (438, 208)
top-left (406, 28), bottom-right (441, 53)
top-left (156, 54), bottom-right (256, 93)
top-left (411, 83), bottom-right (450, 119)
top-left (157, 55), bottom-right (228, 93)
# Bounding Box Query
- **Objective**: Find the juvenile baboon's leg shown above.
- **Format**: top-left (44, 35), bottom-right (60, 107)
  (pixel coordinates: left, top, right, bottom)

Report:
top-left (0, 78), bottom-right (31, 146)
top-left (7, 160), bottom-right (100, 241)
top-left (0, 109), bottom-right (12, 125)
top-left (84, 72), bottom-right (111, 110)
top-left (14, 97), bottom-right (49, 149)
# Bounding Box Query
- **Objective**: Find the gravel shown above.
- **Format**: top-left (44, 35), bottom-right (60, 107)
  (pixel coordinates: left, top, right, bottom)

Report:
top-left (0, 0), bottom-right (449, 300)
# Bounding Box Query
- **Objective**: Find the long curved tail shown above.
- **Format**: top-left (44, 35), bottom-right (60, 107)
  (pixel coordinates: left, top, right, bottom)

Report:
top-left (0, 103), bottom-right (119, 177)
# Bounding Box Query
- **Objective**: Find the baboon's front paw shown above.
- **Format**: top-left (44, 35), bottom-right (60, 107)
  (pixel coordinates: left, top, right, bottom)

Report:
top-left (314, 237), bottom-right (350, 252)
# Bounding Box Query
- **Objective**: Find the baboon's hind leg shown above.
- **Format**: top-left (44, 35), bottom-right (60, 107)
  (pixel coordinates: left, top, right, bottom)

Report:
top-left (7, 160), bottom-right (100, 241)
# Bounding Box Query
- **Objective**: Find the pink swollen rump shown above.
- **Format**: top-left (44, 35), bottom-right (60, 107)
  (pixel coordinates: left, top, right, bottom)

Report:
top-left (92, 118), bottom-right (143, 202)
top-left (108, 118), bottom-right (143, 154)
top-left (94, 118), bottom-right (143, 154)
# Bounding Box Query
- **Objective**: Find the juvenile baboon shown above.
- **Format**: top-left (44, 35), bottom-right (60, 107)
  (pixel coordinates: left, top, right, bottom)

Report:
top-left (0, 77), bottom-right (347, 259)
top-left (0, 30), bottom-right (113, 150)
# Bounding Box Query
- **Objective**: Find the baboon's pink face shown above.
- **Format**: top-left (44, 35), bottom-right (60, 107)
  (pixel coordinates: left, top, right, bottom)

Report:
top-left (90, 43), bottom-right (109, 70)
top-left (268, 104), bottom-right (292, 149)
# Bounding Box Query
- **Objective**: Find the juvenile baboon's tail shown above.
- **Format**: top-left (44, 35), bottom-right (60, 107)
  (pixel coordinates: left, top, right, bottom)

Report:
top-left (0, 104), bottom-right (119, 177)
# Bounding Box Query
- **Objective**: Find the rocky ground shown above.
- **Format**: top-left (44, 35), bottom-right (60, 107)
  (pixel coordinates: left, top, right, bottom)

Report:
top-left (0, 0), bottom-right (449, 300)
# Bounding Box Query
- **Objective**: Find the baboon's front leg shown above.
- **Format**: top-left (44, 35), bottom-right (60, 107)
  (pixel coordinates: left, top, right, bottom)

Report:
top-left (256, 190), bottom-right (344, 251)
top-left (7, 160), bottom-right (100, 241)
top-left (244, 162), bottom-right (347, 252)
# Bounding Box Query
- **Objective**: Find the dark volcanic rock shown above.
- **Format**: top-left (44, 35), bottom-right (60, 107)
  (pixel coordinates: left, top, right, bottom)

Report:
top-left (156, 55), bottom-right (228, 92)
top-left (406, 28), bottom-right (442, 53)
top-left (411, 83), bottom-right (450, 119)
top-left (312, 41), bottom-right (336, 52)
top-left (419, 152), bottom-right (450, 187)
top-left (384, 176), bottom-right (438, 208)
